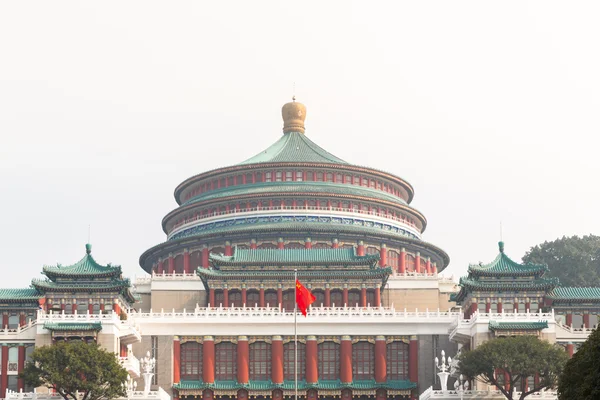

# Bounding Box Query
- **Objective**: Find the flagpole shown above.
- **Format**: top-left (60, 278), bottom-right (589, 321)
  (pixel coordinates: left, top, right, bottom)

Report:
top-left (294, 268), bottom-right (298, 400)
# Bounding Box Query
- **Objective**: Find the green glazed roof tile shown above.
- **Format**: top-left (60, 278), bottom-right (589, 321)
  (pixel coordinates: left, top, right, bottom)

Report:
top-left (43, 322), bottom-right (103, 331)
top-left (211, 248), bottom-right (380, 266)
top-left (467, 242), bottom-right (547, 277)
top-left (0, 288), bottom-right (42, 301)
top-left (547, 287), bottom-right (600, 301)
top-left (239, 132), bottom-right (347, 165)
top-left (458, 276), bottom-right (559, 292)
top-left (174, 379), bottom-right (415, 391)
top-left (43, 244), bottom-right (122, 278)
top-left (198, 267), bottom-right (392, 281)
top-left (488, 321), bottom-right (548, 331)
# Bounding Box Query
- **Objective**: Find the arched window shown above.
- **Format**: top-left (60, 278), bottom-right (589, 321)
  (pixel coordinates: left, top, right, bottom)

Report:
top-left (326, 172), bottom-right (333, 182)
top-left (331, 290), bottom-right (343, 307)
top-left (387, 341), bottom-right (409, 380)
top-left (265, 291), bottom-right (278, 308)
top-left (215, 342), bottom-right (237, 380)
top-left (348, 290), bottom-right (361, 307)
top-left (313, 291), bottom-right (325, 307)
top-left (284, 342), bottom-right (305, 380)
top-left (388, 251), bottom-right (400, 270)
top-left (181, 342), bottom-right (202, 380)
top-left (247, 291), bottom-right (260, 307)
top-left (313, 242), bottom-right (331, 249)
top-left (366, 246), bottom-right (379, 255)
top-left (258, 243), bottom-right (277, 249)
top-left (285, 242), bottom-right (304, 249)
top-left (318, 342), bottom-right (340, 380)
top-left (210, 247), bottom-right (225, 255)
top-left (282, 291), bottom-right (295, 312)
top-left (229, 291), bottom-right (243, 308)
top-left (352, 342), bottom-right (374, 380)
top-left (249, 342), bottom-right (271, 381)
top-left (190, 251), bottom-right (202, 270)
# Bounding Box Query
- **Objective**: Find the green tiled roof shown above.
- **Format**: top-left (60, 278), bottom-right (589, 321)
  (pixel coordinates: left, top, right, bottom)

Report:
top-left (182, 182), bottom-right (409, 208)
top-left (43, 244), bottom-right (122, 279)
top-left (489, 321), bottom-right (548, 331)
top-left (458, 277), bottom-right (559, 292)
top-left (31, 279), bottom-right (137, 304)
top-left (239, 132), bottom-right (348, 165)
top-left (547, 287), bottom-right (600, 302)
top-left (467, 242), bottom-right (547, 277)
top-left (0, 288), bottom-right (42, 302)
top-left (44, 322), bottom-right (103, 332)
top-left (211, 248), bottom-right (380, 266)
top-left (174, 379), bottom-right (415, 391)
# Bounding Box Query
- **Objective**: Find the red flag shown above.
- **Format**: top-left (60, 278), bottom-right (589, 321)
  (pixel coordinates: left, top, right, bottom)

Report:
top-left (295, 279), bottom-right (316, 317)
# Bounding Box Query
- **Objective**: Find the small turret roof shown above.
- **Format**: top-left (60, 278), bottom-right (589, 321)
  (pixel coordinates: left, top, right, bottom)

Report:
top-left (43, 244), bottom-right (122, 279)
top-left (489, 321), bottom-right (548, 331)
top-left (467, 241), bottom-right (548, 277)
top-left (239, 132), bottom-right (347, 165)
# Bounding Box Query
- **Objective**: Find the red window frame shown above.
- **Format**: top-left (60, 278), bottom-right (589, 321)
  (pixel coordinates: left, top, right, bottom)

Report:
top-left (352, 342), bottom-right (374, 380)
top-left (249, 342), bottom-right (271, 381)
top-left (284, 342), bottom-right (306, 380)
top-left (318, 342), bottom-right (340, 380)
top-left (386, 341), bottom-right (409, 380)
top-left (330, 291), bottom-right (343, 307)
top-left (181, 342), bottom-right (203, 380)
top-left (215, 342), bottom-right (237, 380)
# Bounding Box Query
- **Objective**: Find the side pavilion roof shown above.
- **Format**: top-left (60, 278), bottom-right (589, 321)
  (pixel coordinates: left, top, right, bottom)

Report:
top-left (547, 287), bottom-right (600, 302)
top-left (467, 241), bottom-right (548, 277)
top-left (43, 244), bottom-right (122, 279)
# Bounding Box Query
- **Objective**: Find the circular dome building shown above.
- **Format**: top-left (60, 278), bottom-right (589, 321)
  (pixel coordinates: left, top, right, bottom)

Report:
top-left (139, 99), bottom-right (449, 276)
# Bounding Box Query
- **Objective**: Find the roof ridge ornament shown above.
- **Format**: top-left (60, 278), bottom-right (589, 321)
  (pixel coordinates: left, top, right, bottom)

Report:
top-left (498, 241), bottom-right (504, 253)
top-left (282, 97), bottom-right (306, 134)
top-left (86, 243), bottom-right (92, 255)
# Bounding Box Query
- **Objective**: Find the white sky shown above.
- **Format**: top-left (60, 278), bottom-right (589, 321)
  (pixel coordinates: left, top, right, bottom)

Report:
top-left (1, 1), bottom-right (599, 288)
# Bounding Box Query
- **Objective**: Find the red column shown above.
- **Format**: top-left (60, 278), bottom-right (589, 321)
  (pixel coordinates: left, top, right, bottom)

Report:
top-left (277, 286), bottom-right (283, 309)
top-left (183, 249), bottom-right (190, 273)
top-left (408, 336), bottom-right (418, 384)
top-left (259, 287), bottom-right (265, 307)
top-left (375, 336), bottom-right (386, 383)
top-left (374, 287), bottom-right (381, 307)
top-left (325, 285), bottom-right (331, 307)
top-left (340, 336), bottom-right (352, 383)
top-left (17, 345), bottom-right (25, 391)
top-left (497, 300), bottom-right (503, 313)
top-left (306, 336), bottom-right (318, 384)
top-left (209, 289), bottom-right (215, 307)
top-left (470, 299), bottom-right (478, 317)
top-left (1, 345), bottom-right (8, 398)
top-left (168, 254), bottom-right (175, 274)
top-left (173, 336), bottom-right (181, 383)
top-left (332, 239), bottom-right (339, 248)
top-left (223, 288), bottom-right (229, 308)
top-left (88, 300), bottom-right (94, 314)
top-left (343, 287), bottom-right (349, 306)
top-left (272, 336), bottom-right (284, 384)
top-left (514, 299), bottom-right (519, 313)
top-left (566, 313), bottom-right (573, 327)
top-left (379, 244), bottom-right (387, 267)
top-left (72, 300), bottom-right (77, 314)
top-left (157, 258), bottom-right (163, 274)
top-left (566, 343), bottom-right (574, 358)
top-left (583, 312), bottom-right (590, 328)
top-left (485, 300), bottom-right (491, 313)
top-left (305, 238), bottom-right (312, 249)
top-left (277, 238), bottom-right (284, 249)
top-left (250, 239), bottom-right (257, 250)
top-left (361, 286), bottom-right (367, 307)
top-left (426, 258), bottom-right (431, 275)
top-left (237, 337), bottom-right (249, 384)
top-left (19, 313), bottom-right (26, 327)
top-left (202, 246), bottom-right (209, 268)
top-left (433, 262), bottom-right (438, 275)
top-left (357, 241), bottom-right (365, 256)
top-left (203, 337), bottom-right (215, 383)
top-left (100, 301), bottom-right (105, 313)
top-left (399, 248), bottom-right (406, 274)
top-left (113, 300), bottom-right (121, 315)
top-left (415, 253), bottom-right (421, 273)
top-left (225, 241), bottom-right (232, 256)
top-left (241, 287), bottom-right (247, 306)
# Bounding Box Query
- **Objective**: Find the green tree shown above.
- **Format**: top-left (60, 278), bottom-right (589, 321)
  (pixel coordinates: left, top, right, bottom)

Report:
top-left (458, 336), bottom-right (568, 400)
top-left (522, 234), bottom-right (600, 287)
top-left (20, 341), bottom-right (128, 400)
top-left (558, 328), bottom-right (600, 399)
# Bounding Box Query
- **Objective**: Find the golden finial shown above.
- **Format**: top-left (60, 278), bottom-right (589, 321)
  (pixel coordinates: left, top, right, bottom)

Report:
top-left (282, 97), bottom-right (306, 134)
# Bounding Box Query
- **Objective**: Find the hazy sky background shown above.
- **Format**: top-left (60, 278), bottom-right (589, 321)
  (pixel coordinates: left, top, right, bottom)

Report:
top-left (1, 1), bottom-right (599, 288)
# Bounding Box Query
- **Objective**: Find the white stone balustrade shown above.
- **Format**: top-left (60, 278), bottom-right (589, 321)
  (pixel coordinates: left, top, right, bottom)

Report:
top-left (0, 320), bottom-right (37, 340)
top-left (5, 388), bottom-right (171, 400)
top-left (419, 387), bottom-right (558, 399)
top-left (120, 353), bottom-right (141, 378)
